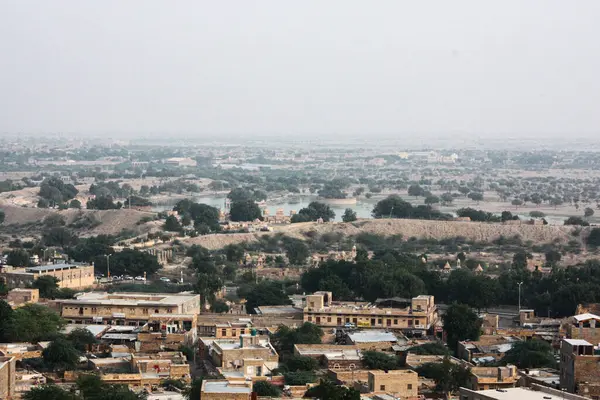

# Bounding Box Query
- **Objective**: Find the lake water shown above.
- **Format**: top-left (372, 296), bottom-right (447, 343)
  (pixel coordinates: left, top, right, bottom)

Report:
top-left (152, 195), bottom-right (378, 221)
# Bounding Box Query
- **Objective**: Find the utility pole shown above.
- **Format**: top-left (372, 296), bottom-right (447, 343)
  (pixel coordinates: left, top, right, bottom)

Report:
top-left (517, 281), bottom-right (523, 311)
top-left (106, 254), bottom-right (112, 281)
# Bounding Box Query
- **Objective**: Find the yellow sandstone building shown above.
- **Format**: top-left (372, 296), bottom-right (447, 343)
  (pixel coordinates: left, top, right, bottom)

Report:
top-left (303, 292), bottom-right (437, 335)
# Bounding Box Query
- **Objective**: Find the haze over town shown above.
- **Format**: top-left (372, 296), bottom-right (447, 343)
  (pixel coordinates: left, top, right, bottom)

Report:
top-left (1, 2), bottom-right (600, 400)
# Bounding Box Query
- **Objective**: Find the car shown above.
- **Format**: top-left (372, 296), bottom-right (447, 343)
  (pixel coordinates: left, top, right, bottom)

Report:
top-left (123, 275), bottom-right (133, 280)
top-left (344, 322), bottom-right (356, 328)
top-left (159, 277), bottom-right (171, 283)
top-left (134, 276), bottom-right (145, 281)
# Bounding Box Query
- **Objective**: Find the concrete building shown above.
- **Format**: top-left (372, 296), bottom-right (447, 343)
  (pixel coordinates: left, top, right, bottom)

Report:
top-left (457, 335), bottom-right (520, 364)
top-left (0, 343), bottom-right (43, 361)
top-left (459, 385), bottom-right (589, 400)
top-left (341, 330), bottom-right (402, 351)
top-left (6, 288), bottom-right (39, 307)
top-left (567, 313), bottom-right (600, 344)
top-left (367, 370), bottom-right (418, 398)
top-left (0, 263), bottom-right (95, 290)
top-left (294, 344), bottom-right (362, 371)
top-left (303, 292), bottom-right (437, 335)
top-left (137, 313), bottom-right (198, 350)
top-left (200, 380), bottom-right (252, 400)
top-left (164, 157), bottom-right (197, 167)
top-left (202, 335), bottom-right (279, 376)
top-left (560, 339), bottom-right (600, 398)
top-left (57, 292), bottom-right (200, 325)
top-left (0, 356), bottom-right (16, 400)
top-left (469, 365), bottom-right (518, 391)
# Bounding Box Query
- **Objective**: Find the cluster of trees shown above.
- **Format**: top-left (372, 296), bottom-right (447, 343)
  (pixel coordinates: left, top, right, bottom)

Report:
top-left (86, 195), bottom-right (122, 210)
top-left (371, 195), bottom-right (452, 220)
top-left (32, 276), bottom-right (76, 299)
top-left (38, 177), bottom-right (79, 208)
top-left (173, 199), bottom-right (221, 232)
top-left (237, 280), bottom-right (292, 313)
top-left (0, 302), bottom-right (65, 342)
top-left (291, 201), bottom-right (336, 223)
top-left (301, 250), bottom-right (600, 317)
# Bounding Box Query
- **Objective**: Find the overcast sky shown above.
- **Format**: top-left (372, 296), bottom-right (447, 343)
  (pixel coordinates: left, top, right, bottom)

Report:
top-left (1, 1), bottom-right (599, 138)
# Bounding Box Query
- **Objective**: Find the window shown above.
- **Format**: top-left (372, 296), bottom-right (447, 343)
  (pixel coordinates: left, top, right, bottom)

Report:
top-left (377, 319), bottom-right (382, 325)
top-left (240, 329), bottom-right (246, 335)
top-left (232, 329), bottom-right (237, 336)
top-left (352, 318), bottom-right (357, 324)
top-left (380, 385), bottom-right (385, 391)
top-left (327, 317), bottom-right (331, 323)
top-left (221, 329), bottom-right (227, 336)
top-left (167, 308), bottom-right (173, 313)
top-left (143, 309), bottom-right (148, 315)
top-left (393, 319), bottom-right (398, 325)
top-left (408, 320), bottom-right (413, 326)
top-left (407, 384), bottom-right (413, 390)
top-left (154, 309), bottom-right (159, 314)
top-left (415, 319), bottom-right (420, 325)
top-left (91, 307), bottom-right (97, 313)
top-left (371, 318), bottom-right (376, 326)
top-left (386, 319), bottom-right (391, 327)
top-left (308, 316), bottom-right (312, 322)
top-left (337, 318), bottom-right (342, 325)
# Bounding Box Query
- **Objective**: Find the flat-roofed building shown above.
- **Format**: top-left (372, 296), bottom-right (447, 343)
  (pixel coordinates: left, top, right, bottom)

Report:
top-left (294, 344), bottom-right (363, 371)
top-left (137, 313), bottom-right (198, 350)
top-left (367, 370), bottom-right (418, 398)
top-left (0, 343), bottom-right (43, 360)
top-left (567, 313), bottom-right (600, 343)
top-left (0, 356), bottom-right (16, 400)
top-left (457, 335), bottom-right (520, 364)
top-left (459, 385), bottom-right (589, 400)
top-left (0, 263), bottom-right (95, 289)
top-left (57, 292), bottom-right (200, 325)
top-left (469, 365), bottom-right (518, 391)
top-left (560, 338), bottom-right (600, 398)
top-left (303, 292), bottom-right (437, 335)
top-left (207, 335), bottom-right (278, 376)
top-left (200, 380), bottom-right (252, 400)
top-left (6, 288), bottom-right (39, 307)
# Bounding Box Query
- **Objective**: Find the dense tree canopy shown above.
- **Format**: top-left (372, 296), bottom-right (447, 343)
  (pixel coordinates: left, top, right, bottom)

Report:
top-left (1, 303), bottom-right (65, 342)
top-left (229, 199), bottom-right (262, 222)
top-left (39, 177), bottom-right (78, 205)
top-left (292, 201), bottom-right (336, 223)
top-left (272, 323), bottom-right (324, 355)
top-left (501, 339), bottom-right (556, 369)
top-left (442, 304), bottom-right (482, 350)
top-left (304, 379), bottom-right (360, 400)
top-left (94, 249), bottom-right (161, 276)
top-left (342, 208), bottom-right (357, 223)
top-left (238, 281), bottom-right (292, 313)
top-left (372, 195), bottom-right (452, 220)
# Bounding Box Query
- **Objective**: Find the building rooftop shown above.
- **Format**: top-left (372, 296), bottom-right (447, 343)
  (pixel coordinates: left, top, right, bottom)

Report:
top-left (462, 387), bottom-right (588, 400)
top-left (60, 292), bottom-right (198, 307)
top-left (25, 263), bottom-right (90, 273)
top-left (62, 324), bottom-right (109, 338)
top-left (254, 305), bottom-right (302, 315)
top-left (201, 380), bottom-right (252, 394)
top-left (573, 313), bottom-right (600, 322)
top-left (564, 338), bottom-right (593, 346)
top-left (347, 330), bottom-right (398, 343)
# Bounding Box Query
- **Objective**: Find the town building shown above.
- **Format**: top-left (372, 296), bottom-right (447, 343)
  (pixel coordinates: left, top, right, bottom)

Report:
top-left (517, 368), bottom-right (561, 390)
top-left (560, 338), bottom-right (600, 398)
top-left (566, 313), bottom-right (600, 343)
top-left (339, 330), bottom-right (402, 351)
top-left (57, 292), bottom-right (200, 325)
top-left (164, 157), bottom-right (197, 167)
top-left (294, 344), bottom-right (362, 371)
top-left (0, 343), bottom-right (43, 360)
top-left (6, 288), bottom-right (39, 307)
top-left (459, 385), bottom-right (589, 400)
top-left (457, 335), bottom-right (520, 364)
top-left (0, 263), bottom-right (95, 290)
top-left (137, 313), bottom-right (198, 351)
top-left (469, 365), bottom-right (518, 391)
top-left (200, 334), bottom-right (279, 376)
top-left (367, 370), bottom-right (418, 398)
top-left (200, 380), bottom-right (252, 400)
top-left (303, 292), bottom-right (437, 335)
top-left (0, 356), bottom-right (16, 400)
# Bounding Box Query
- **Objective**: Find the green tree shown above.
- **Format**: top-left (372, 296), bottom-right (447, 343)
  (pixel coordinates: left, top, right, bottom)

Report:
top-left (68, 328), bottom-right (98, 352)
top-left (42, 337), bottom-right (80, 370)
top-left (195, 274), bottom-right (223, 307)
top-left (224, 244), bottom-right (244, 262)
top-left (227, 187), bottom-right (253, 202)
top-left (95, 249), bottom-right (161, 276)
top-left (284, 355), bottom-right (320, 372)
top-left (163, 215), bottom-right (182, 232)
top-left (416, 357), bottom-right (472, 398)
top-left (585, 207), bottom-right (595, 218)
top-left (69, 199), bottom-right (82, 209)
top-left (501, 339), bottom-right (556, 368)
top-left (229, 200), bottom-right (262, 221)
top-left (361, 350), bottom-right (401, 370)
top-left (292, 202), bottom-right (336, 223)
top-left (184, 377), bottom-right (203, 400)
top-left (440, 192), bottom-right (454, 205)
top-left (342, 208), bottom-right (357, 223)
top-left (77, 373), bottom-right (147, 400)
top-left (253, 381), bottom-right (282, 397)
top-left (0, 300), bottom-right (14, 342)
top-left (211, 300), bottom-right (230, 313)
top-left (442, 303), bottom-right (482, 350)
top-left (42, 226), bottom-right (79, 247)
top-left (304, 379), bottom-right (360, 400)
top-left (32, 275), bottom-right (60, 298)
top-left (9, 303), bottom-right (65, 342)
top-left (545, 250), bottom-right (562, 267)
top-left (284, 239), bottom-right (309, 265)
top-left (6, 249), bottom-right (30, 267)
top-left (588, 228), bottom-right (600, 247)
top-left (425, 195), bottom-right (440, 206)
top-left (0, 208), bottom-right (4, 224)
top-left (272, 323), bottom-right (323, 355)
top-left (408, 184), bottom-right (425, 197)
top-left (284, 370), bottom-right (316, 385)
top-left (241, 281), bottom-right (292, 314)
top-left (23, 384), bottom-right (79, 400)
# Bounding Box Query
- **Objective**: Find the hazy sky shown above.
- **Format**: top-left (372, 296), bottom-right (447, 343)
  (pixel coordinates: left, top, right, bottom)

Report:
top-left (1, 1), bottom-right (599, 138)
